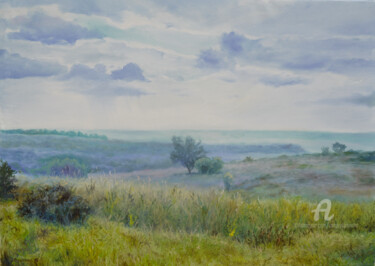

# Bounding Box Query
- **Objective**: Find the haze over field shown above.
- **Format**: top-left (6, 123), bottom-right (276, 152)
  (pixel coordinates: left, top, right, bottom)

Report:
top-left (1, 1), bottom-right (375, 264)
top-left (0, 0), bottom-right (374, 132)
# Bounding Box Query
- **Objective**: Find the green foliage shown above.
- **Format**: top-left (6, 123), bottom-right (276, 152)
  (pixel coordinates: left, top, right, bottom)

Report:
top-left (1, 129), bottom-right (107, 140)
top-left (358, 151), bottom-right (375, 162)
top-left (321, 146), bottom-right (330, 155)
top-left (332, 142), bottom-right (347, 153)
top-left (195, 157), bottom-right (224, 174)
top-left (39, 156), bottom-right (89, 178)
top-left (242, 156), bottom-right (254, 163)
top-left (0, 160), bottom-right (17, 199)
top-left (73, 178), bottom-right (375, 245)
top-left (17, 184), bottom-right (91, 225)
top-left (1, 178), bottom-right (375, 264)
top-left (223, 172), bottom-right (234, 191)
top-left (170, 136), bottom-right (206, 174)
top-left (351, 168), bottom-right (375, 185)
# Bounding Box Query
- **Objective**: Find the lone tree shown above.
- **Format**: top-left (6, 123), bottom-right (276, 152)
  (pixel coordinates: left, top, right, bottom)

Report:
top-left (332, 142), bottom-right (346, 154)
top-left (0, 160), bottom-right (17, 199)
top-left (170, 136), bottom-right (206, 174)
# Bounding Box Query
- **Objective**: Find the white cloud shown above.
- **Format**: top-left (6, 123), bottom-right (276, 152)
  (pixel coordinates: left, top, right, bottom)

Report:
top-left (0, 0), bottom-right (374, 132)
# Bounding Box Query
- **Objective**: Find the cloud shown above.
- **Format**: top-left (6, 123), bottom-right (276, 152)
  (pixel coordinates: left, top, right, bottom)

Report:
top-left (319, 92), bottom-right (375, 108)
top-left (73, 84), bottom-right (148, 97)
top-left (221, 32), bottom-right (247, 54)
top-left (349, 92), bottom-right (375, 107)
top-left (63, 63), bottom-right (149, 82)
top-left (247, 2), bottom-right (375, 37)
top-left (64, 64), bottom-right (108, 80)
top-left (327, 58), bottom-right (375, 74)
top-left (196, 31), bottom-right (269, 70)
top-left (0, 0), bottom-right (129, 18)
top-left (0, 49), bottom-right (65, 79)
top-left (196, 49), bottom-right (226, 69)
top-left (8, 12), bottom-right (102, 45)
top-left (110, 63), bottom-right (147, 81)
top-left (93, 86), bottom-right (148, 97)
top-left (260, 75), bottom-right (307, 87)
top-left (282, 55), bottom-right (328, 71)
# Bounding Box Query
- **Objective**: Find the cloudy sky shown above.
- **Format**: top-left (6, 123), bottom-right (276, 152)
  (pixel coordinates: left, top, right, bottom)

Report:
top-left (0, 0), bottom-right (374, 132)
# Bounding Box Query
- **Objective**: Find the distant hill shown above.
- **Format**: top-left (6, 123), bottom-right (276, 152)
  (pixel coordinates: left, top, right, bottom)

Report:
top-left (0, 129), bottom-right (107, 140)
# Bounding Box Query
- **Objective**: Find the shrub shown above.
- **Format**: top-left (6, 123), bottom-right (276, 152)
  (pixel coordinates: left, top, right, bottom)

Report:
top-left (17, 184), bottom-right (91, 224)
top-left (358, 152), bottom-right (375, 163)
top-left (242, 156), bottom-right (254, 163)
top-left (351, 168), bottom-right (375, 185)
top-left (321, 147), bottom-right (330, 156)
top-left (195, 157), bottom-right (224, 174)
top-left (223, 172), bottom-right (234, 191)
top-left (0, 160), bottom-right (17, 199)
top-left (332, 142), bottom-right (346, 153)
top-left (41, 157), bottom-right (89, 178)
top-left (170, 136), bottom-right (206, 174)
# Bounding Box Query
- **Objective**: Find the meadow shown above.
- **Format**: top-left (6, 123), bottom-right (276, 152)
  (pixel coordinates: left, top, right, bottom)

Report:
top-left (1, 132), bottom-right (375, 265)
top-left (1, 175), bottom-right (375, 265)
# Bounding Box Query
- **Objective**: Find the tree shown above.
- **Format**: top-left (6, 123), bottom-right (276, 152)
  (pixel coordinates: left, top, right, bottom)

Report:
top-left (170, 136), bottom-right (206, 174)
top-left (0, 160), bottom-right (17, 199)
top-left (223, 172), bottom-right (234, 192)
top-left (195, 157), bottom-right (223, 174)
top-left (321, 146), bottom-right (330, 156)
top-left (332, 142), bottom-right (346, 154)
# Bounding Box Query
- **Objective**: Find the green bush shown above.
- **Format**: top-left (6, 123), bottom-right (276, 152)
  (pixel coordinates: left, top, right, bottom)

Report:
top-left (0, 160), bottom-right (17, 199)
top-left (242, 156), bottom-right (254, 163)
top-left (358, 151), bottom-right (375, 162)
top-left (332, 142), bottom-right (346, 153)
top-left (40, 157), bottom-right (89, 178)
top-left (223, 172), bottom-right (234, 191)
top-left (321, 146), bottom-right (330, 156)
top-left (17, 184), bottom-right (91, 225)
top-left (195, 157), bottom-right (223, 174)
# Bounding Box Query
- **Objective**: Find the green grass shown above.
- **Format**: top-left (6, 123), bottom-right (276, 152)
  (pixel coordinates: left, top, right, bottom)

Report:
top-left (1, 177), bottom-right (375, 265)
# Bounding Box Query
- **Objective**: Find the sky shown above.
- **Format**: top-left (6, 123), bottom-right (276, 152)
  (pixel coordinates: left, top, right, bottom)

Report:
top-left (0, 0), bottom-right (374, 132)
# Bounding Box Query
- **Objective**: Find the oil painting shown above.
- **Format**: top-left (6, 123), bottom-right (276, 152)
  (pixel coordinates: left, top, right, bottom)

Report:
top-left (0, 0), bottom-right (374, 265)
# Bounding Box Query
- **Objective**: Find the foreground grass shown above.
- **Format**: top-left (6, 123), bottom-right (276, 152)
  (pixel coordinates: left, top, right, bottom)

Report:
top-left (1, 177), bottom-right (375, 265)
top-left (1, 203), bottom-right (374, 265)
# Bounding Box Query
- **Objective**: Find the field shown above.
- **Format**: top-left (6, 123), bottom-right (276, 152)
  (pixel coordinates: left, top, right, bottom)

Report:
top-left (1, 176), bottom-right (375, 265)
top-left (1, 132), bottom-right (375, 265)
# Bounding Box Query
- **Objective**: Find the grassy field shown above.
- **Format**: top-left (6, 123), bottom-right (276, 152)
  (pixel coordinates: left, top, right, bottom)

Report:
top-left (95, 153), bottom-right (375, 202)
top-left (1, 173), bottom-right (375, 265)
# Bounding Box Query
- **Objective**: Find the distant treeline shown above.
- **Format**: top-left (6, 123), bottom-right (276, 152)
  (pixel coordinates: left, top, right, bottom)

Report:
top-left (0, 129), bottom-right (108, 140)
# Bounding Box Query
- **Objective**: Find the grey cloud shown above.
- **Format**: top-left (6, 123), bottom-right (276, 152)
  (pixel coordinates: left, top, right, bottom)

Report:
top-left (327, 59), bottom-right (375, 74)
top-left (197, 49), bottom-right (227, 69)
top-left (8, 12), bottom-right (102, 45)
top-left (0, 49), bottom-right (66, 79)
top-left (221, 32), bottom-right (247, 54)
top-left (0, 0), bottom-right (129, 18)
top-left (320, 92), bottom-right (375, 108)
top-left (260, 75), bottom-right (308, 87)
top-left (248, 2), bottom-right (375, 37)
top-left (196, 32), bottom-right (266, 69)
top-left (198, 29), bottom-right (375, 75)
top-left (221, 32), bottom-right (264, 57)
top-left (64, 64), bottom-right (108, 80)
top-left (282, 56), bottom-right (328, 71)
top-left (85, 85), bottom-right (148, 97)
top-left (63, 63), bottom-right (149, 82)
top-left (350, 92), bottom-right (375, 107)
top-left (111, 63), bottom-right (147, 82)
